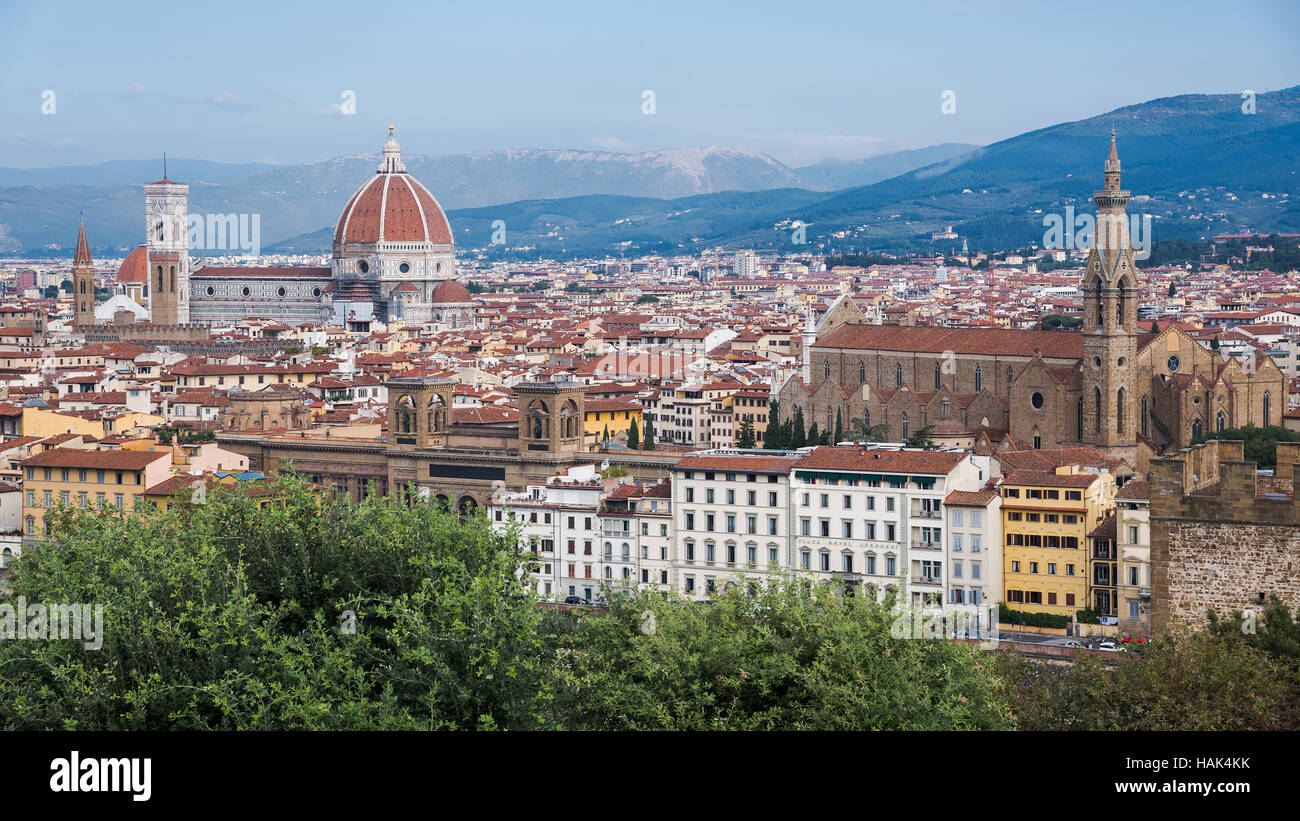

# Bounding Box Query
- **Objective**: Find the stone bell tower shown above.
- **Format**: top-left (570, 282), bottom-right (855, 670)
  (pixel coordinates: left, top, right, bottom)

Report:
top-left (72, 217), bottom-right (96, 328)
top-left (386, 376), bottom-right (456, 448)
top-left (144, 169), bottom-right (190, 325)
top-left (1080, 131), bottom-right (1139, 466)
top-left (515, 378), bottom-right (587, 455)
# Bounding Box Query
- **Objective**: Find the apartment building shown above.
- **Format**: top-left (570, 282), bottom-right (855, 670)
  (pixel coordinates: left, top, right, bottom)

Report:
top-left (631, 479), bottom-right (673, 592)
top-left (1000, 468), bottom-right (1117, 617)
top-left (1115, 480), bottom-right (1151, 635)
top-left (656, 384), bottom-right (710, 446)
top-left (670, 450), bottom-right (801, 600)
top-left (488, 464), bottom-right (603, 601)
top-left (597, 488), bottom-right (638, 588)
top-left (20, 447), bottom-right (175, 541)
top-left (790, 446), bottom-right (995, 605)
top-left (944, 488), bottom-right (1002, 609)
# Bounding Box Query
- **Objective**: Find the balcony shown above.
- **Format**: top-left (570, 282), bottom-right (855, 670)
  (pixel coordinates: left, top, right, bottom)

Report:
top-left (1139, 587), bottom-right (1151, 599)
top-left (910, 541), bottom-right (942, 551)
top-left (911, 575), bottom-right (942, 586)
top-left (910, 509), bottom-right (941, 520)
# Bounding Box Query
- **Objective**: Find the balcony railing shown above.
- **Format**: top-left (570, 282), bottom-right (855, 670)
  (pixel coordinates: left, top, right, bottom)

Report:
top-left (911, 575), bottom-right (942, 586)
top-left (910, 509), bottom-right (941, 519)
top-left (910, 541), bottom-right (942, 551)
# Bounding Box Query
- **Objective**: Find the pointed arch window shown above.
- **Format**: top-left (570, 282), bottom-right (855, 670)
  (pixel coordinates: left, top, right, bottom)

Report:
top-left (895, 363), bottom-right (903, 388)
top-left (1094, 387), bottom-right (1102, 433)
top-left (859, 361), bottom-right (866, 383)
top-left (1007, 366), bottom-right (1013, 387)
top-left (1192, 418), bottom-right (1203, 441)
top-left (1116, 388), bottom-right (1125, 433)
top-left (1077, 398), bottom-right (1084, 440)
top-left (901, 412), bottom-right (910, 440)
top-left (933, 362), bottom-right (942, 390)
top-left (863, 409), bottom-right (870, 434)
top-left (1141, 396), bottom-right (1149, 439)
top-left (824, 360), bottom-right (830, 379)
top-left (1264, 391), bottom-right (1271, 425)
top-left (1216, 411), bottom-right (1226, 433)
top-left (974, 364), bottom-right (982, 394)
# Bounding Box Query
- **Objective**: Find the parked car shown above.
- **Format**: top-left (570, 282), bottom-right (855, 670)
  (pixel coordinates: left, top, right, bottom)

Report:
top-left (562, 595), bottom-right (589, 605)
top-left (1063, 640), bottom-right (1083, 648)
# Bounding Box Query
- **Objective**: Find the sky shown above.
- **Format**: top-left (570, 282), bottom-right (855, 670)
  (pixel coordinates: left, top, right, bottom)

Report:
top-left (1, 0), bottom-right (1298, 169)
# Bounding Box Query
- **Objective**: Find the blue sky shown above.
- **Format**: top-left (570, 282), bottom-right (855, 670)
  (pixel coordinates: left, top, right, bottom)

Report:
top-left (2, 0), bottom-right (1297, 168)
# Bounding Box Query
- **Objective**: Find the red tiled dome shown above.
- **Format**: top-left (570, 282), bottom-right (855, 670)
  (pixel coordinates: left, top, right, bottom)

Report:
top-left (117, 245), bottom-right (147, 284)
top-left (333, 173), bottom-right (452, 246)
top-left (431, 280), bottom-right (472, 303)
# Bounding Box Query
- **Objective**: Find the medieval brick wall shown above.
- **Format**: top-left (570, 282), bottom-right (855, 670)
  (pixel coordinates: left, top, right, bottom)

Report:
top-left (1150, 440), bottom-right (1300, 632)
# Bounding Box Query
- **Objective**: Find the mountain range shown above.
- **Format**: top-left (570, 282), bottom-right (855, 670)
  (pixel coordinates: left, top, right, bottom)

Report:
top-left (2, 86), bottom-right (1297, 258)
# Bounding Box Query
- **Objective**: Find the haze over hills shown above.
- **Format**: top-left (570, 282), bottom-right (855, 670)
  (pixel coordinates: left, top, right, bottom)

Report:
top-left (0, 144), bottom-right (976, 255)
top-left (432, 86), bottom-right (1300, 257)
top-left (3, 87), bottom-right (1297, 257)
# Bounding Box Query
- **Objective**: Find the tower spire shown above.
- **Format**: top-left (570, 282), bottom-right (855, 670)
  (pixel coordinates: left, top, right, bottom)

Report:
top-left (73, 215), bottom-right (92, 266)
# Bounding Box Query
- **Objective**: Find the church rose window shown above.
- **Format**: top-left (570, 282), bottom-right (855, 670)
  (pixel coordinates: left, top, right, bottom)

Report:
top-left (1030, 392), bottom-right (1044, 409)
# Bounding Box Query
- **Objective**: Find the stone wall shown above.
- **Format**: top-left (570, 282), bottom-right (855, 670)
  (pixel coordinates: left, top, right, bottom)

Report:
top-left (1150, 439), bottom-right (1300, 632)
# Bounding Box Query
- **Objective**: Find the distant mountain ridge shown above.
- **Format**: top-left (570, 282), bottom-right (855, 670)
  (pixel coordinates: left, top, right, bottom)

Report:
top-left (0, 144), bottom-right (974, 254)
top-left (3, 86), bottom-right (1298, 257)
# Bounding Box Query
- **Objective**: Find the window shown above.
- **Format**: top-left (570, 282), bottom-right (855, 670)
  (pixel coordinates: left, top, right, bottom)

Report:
top-left (843, 554), bottom-right (854, 573)
top-left (801, 551), bottom-right (811, 569)
top-left (800, 518), bottom-right (811, 536)
top-left (819, 553), bottom-right (830, 572)
top-left (842, 521), bottom-right (853, 539)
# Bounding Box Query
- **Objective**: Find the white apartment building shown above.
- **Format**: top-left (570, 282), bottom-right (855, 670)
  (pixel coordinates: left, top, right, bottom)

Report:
top-left (656, 384), bottom-right (710, 446)
top-left (789, 446), bottom-right (997, 606)
top-left (1116, 479), bottom-right (1151, 635)
top-left (630, 479), bottom-right (673, 592)
top-left (670, 450), bottom-right (801, 600)
top-left (943, 488), bottom-right (1002, 611)
top-left (488, 464), bottom-right (605, 601)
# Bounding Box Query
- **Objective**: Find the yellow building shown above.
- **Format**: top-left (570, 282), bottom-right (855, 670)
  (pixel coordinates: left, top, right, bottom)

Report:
top-left (1000, 467), bottom-right (1116, 617)
top-left (584, 399), bottom-right (643, 441)
top-left (20, 447), bottom-right (174, 541)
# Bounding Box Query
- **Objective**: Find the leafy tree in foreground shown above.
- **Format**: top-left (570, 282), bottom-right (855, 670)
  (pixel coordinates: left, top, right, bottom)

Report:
top-left (999, 629), bottom-right (1298, 730)
top-left (0, 475), bottom-right (553, 730)
top-left (553, 580), bottom-right (1014, 730)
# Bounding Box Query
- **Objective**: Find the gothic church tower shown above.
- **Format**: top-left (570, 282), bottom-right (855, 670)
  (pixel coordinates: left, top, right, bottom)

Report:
top-left (1081, 131), bottom-right (1139, 466)
top-left (72, 217), bottom-right (96, 327)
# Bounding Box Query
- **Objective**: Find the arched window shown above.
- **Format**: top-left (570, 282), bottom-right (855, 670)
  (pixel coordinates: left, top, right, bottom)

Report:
top-left (933, 362), bottom-right (942, 390)
top-left (1264, 391), bottom-right (1272, 425)
top-left (859, 361), bottom-right (866, 383)
top-left (1094, 387), bottom-right (1102, 433)
top-left (1116, 388), bottom-right (1125, 433)
top-left (1097, 301), bottom-right (1104, 327)
top-left (1077, 398), bottom-right (1084, 440)
top-left (1032, 427), bottom-right (1041, 449)
top-left (824, 360), bottom-right (830, 379)
top-left (901, 412), bottom-right (910, 440)
top-left (1216, 411), bottom-right (1226, 432)
top-left (895, 363), bottom-right (903, 388)
top-left (1007, 366), bottom-right (1013, 387)
top-left (1141, 396), bottom-right (1149, 439)
top-left (156, 266), bottom-right (164, 290)
top-left (170, 266), bottom-right (176, 292)
top-left (1191, 418), bottom-right (1203, 440)
top-left (863, 409), bottom-right (870, 434)
top-left (974, 364), bottom-right (982, 394)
